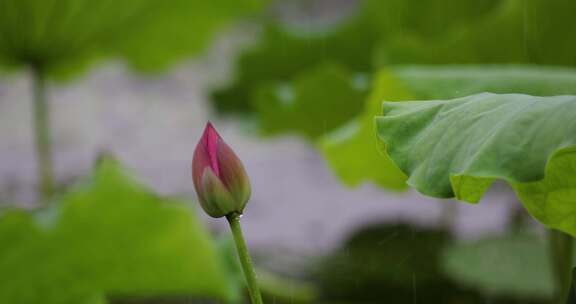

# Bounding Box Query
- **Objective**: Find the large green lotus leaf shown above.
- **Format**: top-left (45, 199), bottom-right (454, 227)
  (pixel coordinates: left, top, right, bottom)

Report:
top-left (0, 157), bottom-right (233, 303)
top-left (321, 66), bottom-right (576, 189)
top-left (443, 233), bottom-right (557, 298)
top-left (375, 93), bottom-right (576, 235)
top-left (252, 63), bottom-right (366, 140)
top-left (0, 0), bottom-right (262, 77)
top-left (514, 147), bottom-right (576, 237)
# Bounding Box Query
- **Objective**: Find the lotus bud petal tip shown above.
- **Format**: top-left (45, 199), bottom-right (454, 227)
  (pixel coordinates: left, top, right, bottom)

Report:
top-left (192, 122), bottom-right (251, 218)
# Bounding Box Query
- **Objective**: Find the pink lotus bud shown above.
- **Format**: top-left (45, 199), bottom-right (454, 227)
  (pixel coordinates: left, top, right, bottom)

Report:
top-left (192, 122), bottom-right (251, 218)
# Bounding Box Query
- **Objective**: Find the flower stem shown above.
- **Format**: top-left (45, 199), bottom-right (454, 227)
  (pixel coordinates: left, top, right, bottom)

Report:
top-left (548, 229), bottom-right (573, 303)
top-left (226, 213), bottom-right (263, 304)
top-left (31, 64), bottom-right (54, 201)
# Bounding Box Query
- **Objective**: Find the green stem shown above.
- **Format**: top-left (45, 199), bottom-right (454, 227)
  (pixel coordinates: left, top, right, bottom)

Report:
top-left (548, 229), bottom-right (574, 303)
top-left (226, 213), bottom-right (263, 304)
top-left (31, 64), bottom-right (54, 201)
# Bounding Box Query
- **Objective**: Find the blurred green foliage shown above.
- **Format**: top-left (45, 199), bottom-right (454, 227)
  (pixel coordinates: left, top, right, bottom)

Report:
top-left (213, 0), bottom-right (576, 113)
top-left (320, 70), bottom-right (410, 190)
top-left (315, 223), bottom-right (457, 302)
top-left (315, 223), bottom-right (554, 303)
top-left (212, 0), bottom-right (504, 113)
top-left (253, 63), bottom-right (366, 140)
top-left (443, 233), bottom-right (557, 299)
top-left (0, 0), bottom-right (263, 78)
top-left (384, 66), bottom-right (576, 99)
top-left (211, 16), bottom-right (376, 113)
top-left (0, 157), bottom-right (234, 303)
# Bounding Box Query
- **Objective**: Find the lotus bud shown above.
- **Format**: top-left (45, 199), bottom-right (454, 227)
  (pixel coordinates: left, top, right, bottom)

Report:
top-left (192, 122), bottom-right (251, 218)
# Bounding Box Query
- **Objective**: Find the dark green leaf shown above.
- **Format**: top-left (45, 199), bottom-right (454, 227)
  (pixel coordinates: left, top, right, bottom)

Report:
top-left (443, 233), bottom-right (555, 298)
top-left (316, 223), bottom-right (465, 302)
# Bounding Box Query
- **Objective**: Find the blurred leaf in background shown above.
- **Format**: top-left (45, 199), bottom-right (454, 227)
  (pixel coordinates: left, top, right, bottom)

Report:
top-left (0, 157), bottom-right (234, 303)
top-left (253, 63), bottom-right (366, 140)
top-left (211, 0), bottom-right (504, 114)
top-left (443, 232), bottom-right (558, 300)
top-left (383, 66), bottom-right (576, 99)
top-left (0, 0), bottom-right (264, 78)
top-left (314, 223), bottom-right (553, 303)
top-left (377, 0), bottom-right (576, 65)
top-left (320, 70), bottom-right (410, 190)
top-left (211, 13), bottom-right (378, 114)
top-left (314, 223), bottom-right (476, 303)
top-left (213, 0), bottom-right (576, 115)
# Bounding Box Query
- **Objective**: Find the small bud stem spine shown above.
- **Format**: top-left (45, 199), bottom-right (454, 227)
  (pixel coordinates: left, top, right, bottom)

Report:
top-left (226, 213), bottom-right (263, 304)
